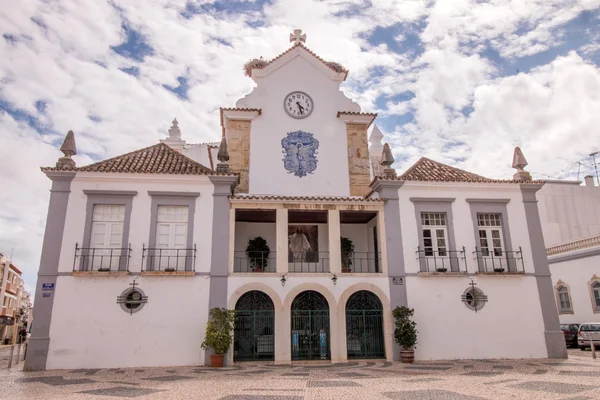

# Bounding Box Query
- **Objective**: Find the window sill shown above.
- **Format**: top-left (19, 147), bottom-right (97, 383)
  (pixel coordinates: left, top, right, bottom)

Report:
top-left (141, 271), bottom-right (195, 276)
top-left (73, 271), bottom-right (130, 276)
top-left (559, 311), bottom-right (574, 315)
top-left (475, 271), bottom-right (525, 276)
top-left (417, 272), bottom-right (466, 277)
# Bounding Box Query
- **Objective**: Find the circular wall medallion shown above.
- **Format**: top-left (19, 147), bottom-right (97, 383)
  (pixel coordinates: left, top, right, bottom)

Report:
top-left (283, 91), bottom-right (314, 119)
top-left (119, 287), bottom-right (147, 314)
top-left (462, 286), bottom-right (488, 312)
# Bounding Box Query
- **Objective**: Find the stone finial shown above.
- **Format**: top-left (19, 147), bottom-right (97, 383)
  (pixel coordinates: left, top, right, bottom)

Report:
top-left (381, 143), bottom-right (397, 178)
top-left (168, 118), bottom-right (181, 138)
top-left (160, 117), bottom-right (185, 151)
top-left (512, 146), bottom-right (531, 181)
top-left (369, 125), bottom-right (384, 151)
top-left (216, 135), bottom-right (230, 173)
top-left (56, 130), bottom-right (77, 169)
top-left (290, 29), bottom-right (306, 45)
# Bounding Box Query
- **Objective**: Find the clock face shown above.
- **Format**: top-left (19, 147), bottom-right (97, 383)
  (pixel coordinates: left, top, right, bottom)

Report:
top-left (284, 91), bottom-right (314, 119)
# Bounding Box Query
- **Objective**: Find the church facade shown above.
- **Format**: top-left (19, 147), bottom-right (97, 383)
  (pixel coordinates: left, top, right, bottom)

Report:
top-left (25, 32), bottom-right (567, 370)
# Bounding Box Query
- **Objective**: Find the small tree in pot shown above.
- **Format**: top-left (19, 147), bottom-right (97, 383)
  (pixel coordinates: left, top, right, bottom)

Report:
top-left (246, 237), bottom-right (270, 272)
top-left (201, 308), bottom-right (236, 367)
top-left (341, 237), bottom-right (354, 273)
top-left (393, 306), bottom-right (418, 363)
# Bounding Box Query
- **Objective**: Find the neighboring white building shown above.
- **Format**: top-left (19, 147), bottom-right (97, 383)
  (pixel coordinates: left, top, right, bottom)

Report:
top-left (537, 176), bottom-right (600, 325)
top-left (25, 32), bottom-right (567, 370)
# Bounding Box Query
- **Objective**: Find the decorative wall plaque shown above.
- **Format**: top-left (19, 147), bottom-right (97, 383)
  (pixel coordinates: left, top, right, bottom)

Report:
top-left (281, 130), bottom-right (319, 177)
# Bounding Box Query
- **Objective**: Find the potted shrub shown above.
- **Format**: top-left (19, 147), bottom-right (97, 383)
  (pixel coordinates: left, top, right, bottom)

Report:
top-left (246, 237), bottom-right (270, 272)
top-left (341, 237), bottom-right (354, 273)
top-left (393, 306), bottom-right (418, 363)
top-left (201, 308), bottom-right (236, 368)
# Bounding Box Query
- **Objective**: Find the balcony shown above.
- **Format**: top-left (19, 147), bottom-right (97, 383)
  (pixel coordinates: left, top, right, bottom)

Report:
top-left (73, 243), bottom-right (131, 272)
top-left (473, 247), bottom-right (525, 274)
top-left (341, 252), bottom-right (381, 273)
top-left (234, 251), bottom-right (276, 273)
top-left (289, 251), bottom-right (330, 273)
top-left (416, 247), bottom-right (467, 274)
top-left (142, 245), bottom-right (196, 273)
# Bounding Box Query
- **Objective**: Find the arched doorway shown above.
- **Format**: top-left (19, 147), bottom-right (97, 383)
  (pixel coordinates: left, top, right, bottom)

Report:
top-left (346, 290), bottom-right (384, 359)
top-left (234, 291), bottom-right (274, 361)
top-left (291, 290), bottom-right (330, 360)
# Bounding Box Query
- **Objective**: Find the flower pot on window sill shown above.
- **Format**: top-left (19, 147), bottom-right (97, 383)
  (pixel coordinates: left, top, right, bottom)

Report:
top-left (436, 268), bottom-right (447, 273)
top-left (342, 267), bottom-right (351, 273)
top-left (493, 268), bottom-right (505, 273)
top-left (253, 267), bottom-right (264, 273)
top-left (164, 268), bottom-right (175, 272)
top-left (210, 354), bottom-right (224, 368)
top-left (400, 350), bottom-right (415, 363)
top-left (97, 268), bottom-right (111, 272)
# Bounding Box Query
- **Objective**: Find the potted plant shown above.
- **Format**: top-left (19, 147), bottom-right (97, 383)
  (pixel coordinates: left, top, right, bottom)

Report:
top-left (201, 307), bottom-right (236, 368)
top-left (493, 267), bottom-right (505, 273)
top-left (246, 237), bottom-right (270, 272)
top-left (436, 267), bottom-right (448, 273)
top-left (341, 237), bottom-right (354, 273)
top-left (393, 306), bottom-right (418, 363)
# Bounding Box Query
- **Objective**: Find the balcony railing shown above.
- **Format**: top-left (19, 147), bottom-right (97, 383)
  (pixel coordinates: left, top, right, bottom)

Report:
top-left (234, 251), bottom-right (276, 273)
top-left (289, 251), bottom-right (330, 273)
top-left (142, 245), bottom-right (196, 272)
top-left (341, 252), bottom-right (381, 273)
top-left (73, 243), bottom-right (131, 272)
top-left (473, 247), bottom-right (524, 273)
top-left (416, 247), bottom-right (467, 273)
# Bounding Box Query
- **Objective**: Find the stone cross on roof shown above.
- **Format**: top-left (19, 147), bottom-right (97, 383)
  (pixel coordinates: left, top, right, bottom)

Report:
top-left (290, 29), bottom-right (306, 45)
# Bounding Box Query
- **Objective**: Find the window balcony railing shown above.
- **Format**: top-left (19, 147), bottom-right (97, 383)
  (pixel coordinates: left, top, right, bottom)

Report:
top-left (142, 245), bottom-right (196, 272)
top-left (73, 243), bottom-right (131, 272)
top-left (289, 251), bottom-right (330, 273)
top-left (416, 247), bottom-right (467, 273)
top-left (341, 252), bottom-right (381, 273)
top-left (473, 247), bottom-right (525, 273)
top-left (234, 251), bottom-right (276, 273)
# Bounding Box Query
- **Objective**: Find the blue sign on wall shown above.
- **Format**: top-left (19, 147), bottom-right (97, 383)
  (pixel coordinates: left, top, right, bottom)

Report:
top-left (281, 130), bottom-right (319, 178)
top-left (42, 283), bottom-right (55, 291)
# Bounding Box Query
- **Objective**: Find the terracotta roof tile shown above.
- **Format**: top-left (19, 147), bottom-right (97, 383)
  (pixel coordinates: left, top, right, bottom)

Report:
top-left (231, 194), bottom-right (385, 203)
top-left (42, 142), bottom-right (235, 176)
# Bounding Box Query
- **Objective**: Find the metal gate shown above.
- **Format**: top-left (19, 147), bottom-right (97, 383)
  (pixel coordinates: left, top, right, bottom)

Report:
top-left (234, 291), bottom-right (274, 361)
top-left (346, 291), bottom-right (385, 359)
top-left (291, 291), bottom-right (330, 360)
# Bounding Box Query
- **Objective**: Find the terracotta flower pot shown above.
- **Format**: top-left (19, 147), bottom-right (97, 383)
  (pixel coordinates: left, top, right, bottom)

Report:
top-left (400, 350), bottom-right (415, 364)
top-left (210, 353), bottom-right (225, 368)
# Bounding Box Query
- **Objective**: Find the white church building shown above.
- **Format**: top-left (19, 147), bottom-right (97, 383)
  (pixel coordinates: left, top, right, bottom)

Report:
top-left (26, 31), bottom-right (567, 370)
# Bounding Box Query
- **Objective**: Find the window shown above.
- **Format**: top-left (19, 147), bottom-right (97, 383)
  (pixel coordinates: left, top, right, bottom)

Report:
top-left (556, 286), bottom-right (572, 313)
top-left (155, 205), bottom-right (189, 270)
top-left (90, 204), bottom-right (125, 270)
top-left (477, 213), bottom-right (504, 257)
top-left (592, 281), bottom-right (600, 311)
top-left (421, 212), bottom-right (448, 257)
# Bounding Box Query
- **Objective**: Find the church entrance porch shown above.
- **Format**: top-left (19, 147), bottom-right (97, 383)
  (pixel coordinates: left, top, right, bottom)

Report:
top-left (234, 291), bottom-right (275, 362)
top-left (291, 290), bottom-right (330, 360)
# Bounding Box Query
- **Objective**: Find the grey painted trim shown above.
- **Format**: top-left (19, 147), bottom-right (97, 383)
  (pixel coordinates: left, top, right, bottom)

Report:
top-left (548, 247), bottom-right (600, 264)
top-left (25, 172), bottom-right (75, 371)
top-left (467, 201), bottom-right (514, 272)
top-left (466, 198), bottom-right (511, 204)
top-left (148, 191), bottom-right (200, 198)
top-left (412, 202), bottom-right (459, 272)
top-left (372, 179), bottom-right (406, 361)
top-left (520, 184), bottom-right (567, 359)
top-left (148, 194), bottom-right (197, 271)
top-left (409, 197), bottom-right (455, 203)
top-left (406, 272), bottom-right (538, 277)
top-left (81, 191), bottom-right (136, 271)
top-left (205, 175), bottom-right (237, 366)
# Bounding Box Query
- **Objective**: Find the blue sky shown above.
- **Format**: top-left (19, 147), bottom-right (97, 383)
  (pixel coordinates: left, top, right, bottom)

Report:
top-left (0, 0), bottom-right (600, 291)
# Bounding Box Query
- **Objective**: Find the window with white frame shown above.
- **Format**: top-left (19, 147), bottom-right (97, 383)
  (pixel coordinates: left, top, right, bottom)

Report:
top-left (155, 205), bottom-right (189, 270)
top-left (90, 204), bottom-right (125, 269)
top-left (591, 281), bottom-right (600, 312)
top-left (556, 285), bottom-right (573, 313)
top-left (477, 213), bottom-right (504, 257)
top-left (421, 212), bottom-right (448, 257)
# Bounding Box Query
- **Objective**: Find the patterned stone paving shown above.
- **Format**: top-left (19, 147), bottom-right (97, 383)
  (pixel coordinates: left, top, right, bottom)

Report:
top-left (0, 349), bottom-right (598, 399)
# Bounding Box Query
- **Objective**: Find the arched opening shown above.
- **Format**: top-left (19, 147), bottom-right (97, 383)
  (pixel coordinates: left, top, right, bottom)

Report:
top-left (345, 290), bottom-right (384, 359)
top-left (291, 290), bottom-right (330, 360)
top-left (234, 291), bottom-right (274, 361)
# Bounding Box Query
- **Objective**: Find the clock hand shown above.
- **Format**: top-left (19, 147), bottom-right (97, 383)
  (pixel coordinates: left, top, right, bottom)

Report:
top-left (296, 101), bottom-right (305, 115)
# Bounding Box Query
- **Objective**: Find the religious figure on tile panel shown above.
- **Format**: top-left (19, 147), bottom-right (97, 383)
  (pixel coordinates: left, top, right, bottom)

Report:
top-left (281, 130), bottom-right (319, 177)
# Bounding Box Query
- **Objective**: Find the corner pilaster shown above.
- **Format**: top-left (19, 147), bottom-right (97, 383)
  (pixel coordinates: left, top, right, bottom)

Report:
top-left (328, 210), bottom-right (342, 274)
top-left (276, 209), bottom-right (288, 274)
top-left (344, 123), bottom-right (371, 196)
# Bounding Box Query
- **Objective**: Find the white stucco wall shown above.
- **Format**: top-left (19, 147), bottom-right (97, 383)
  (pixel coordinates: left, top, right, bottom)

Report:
top-left (550, 250), bottom-right (600, 324)
top-left (182, 144), bottom-right (214, 169)
top-left (236, 51), bottom-right (360, 196)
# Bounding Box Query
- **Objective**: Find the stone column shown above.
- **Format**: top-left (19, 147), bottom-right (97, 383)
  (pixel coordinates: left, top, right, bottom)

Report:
top-left (521, 183), bottom-right (568, 359)
top-left (345, 123), bottom-right (371, 196)
top-left (328, 210), bottom-right (341, 274)
top-left (206, 175), bottom-right (238, 366)
top-left (25, 171), bottom-right (75, 371)
top-left (226, 120), bottom-right (251, 193)
top-left (371, 179), bottom-right (407, 361)
top-left (276, 209), bottom-right (289, 274)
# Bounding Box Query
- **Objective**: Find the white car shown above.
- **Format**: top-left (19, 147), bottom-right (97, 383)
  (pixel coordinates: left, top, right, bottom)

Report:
top-left (578, 322), bottom-right (600, 350)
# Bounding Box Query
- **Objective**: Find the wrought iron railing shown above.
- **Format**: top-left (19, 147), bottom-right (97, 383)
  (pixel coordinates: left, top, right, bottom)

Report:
top-left (234, 251), bottom-right (276, 273)
top-left (473, 247), bottom-right (524, 273)
top-left (288, 251), bottom-right (329, 273)
top-left (142, 245), bottom-right (196, 272)
top-left (341, 252), bottom-right (381, 273)
top-left (416, 247), bottom-right (467, 273)
top-left (73, 243), bottom-right (131, 272)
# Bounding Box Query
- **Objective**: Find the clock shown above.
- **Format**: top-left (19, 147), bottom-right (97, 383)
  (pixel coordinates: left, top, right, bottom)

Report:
top-left (284, 91), bottom-right (314, 119)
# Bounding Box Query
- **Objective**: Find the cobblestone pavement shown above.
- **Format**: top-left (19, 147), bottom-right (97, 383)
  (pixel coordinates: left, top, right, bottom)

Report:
top-left (0, 349), bottom-right (598, 399)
